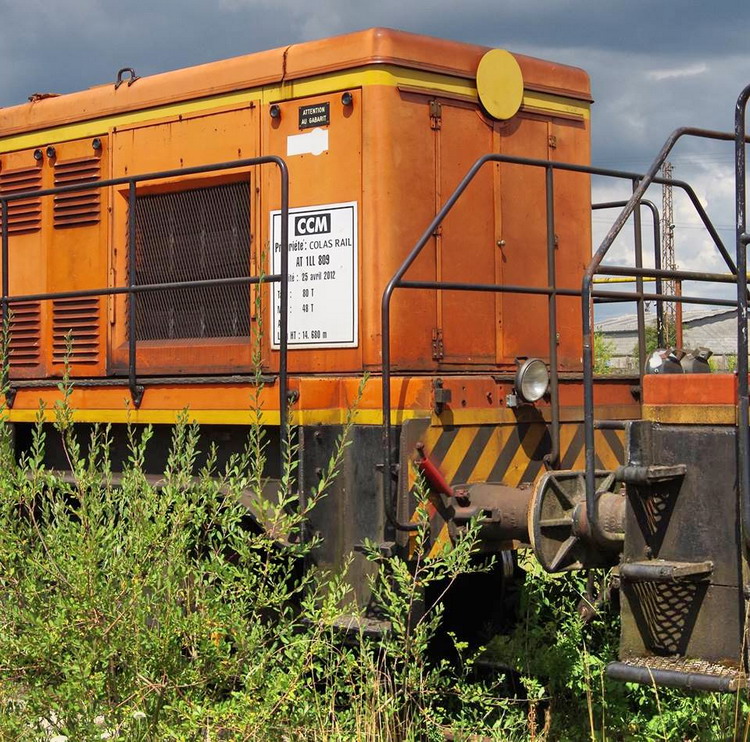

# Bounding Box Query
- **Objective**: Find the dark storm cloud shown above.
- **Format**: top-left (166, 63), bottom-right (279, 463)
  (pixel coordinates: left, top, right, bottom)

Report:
top-left (1, 1), bottom-right (746, 98)
top-left (0, 0), bottom-right (300, 106)
top-left (316, 0), bottom-right (747, 59)
top-left (0, 0), bottom-right (746, 286)
top-left (2, 0), bottom-right (746, 163)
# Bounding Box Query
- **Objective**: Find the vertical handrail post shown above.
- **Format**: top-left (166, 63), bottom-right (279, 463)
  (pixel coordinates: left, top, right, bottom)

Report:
top-left (1, 198), bottom-right (7, 304)
top-left (544, 165), bottom-right (560, 469)
top-left (633, 179), bottom-right (647, 373)
top-left (581, 271), bottom-right (597, 532)
top-left (735, 84), bottom-right (750, 550)
top-left (277, 160), bottom-right (290, 464)
top-left (1, 197), bottom-right (9, 403)
top-left (650, 204), bottom-right (665, 348)
top-left (127, 181), bottom-right (142, 407)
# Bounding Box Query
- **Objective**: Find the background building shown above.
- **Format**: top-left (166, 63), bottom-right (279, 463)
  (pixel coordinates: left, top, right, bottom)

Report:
top-left (595, 308), bottom-right (738, 371)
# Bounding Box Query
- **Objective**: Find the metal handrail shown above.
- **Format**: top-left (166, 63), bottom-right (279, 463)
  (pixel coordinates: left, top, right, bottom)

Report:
top-left (382, 151), bottom-right (742, 534)
top-left (582, 126), bottom-right (750, 541)
top-left (735, 85), bottom-right (750, 551)
top-left (0, 155), bottom-right (291, 448)
top-left (593, 199), bottom-right (663, 354)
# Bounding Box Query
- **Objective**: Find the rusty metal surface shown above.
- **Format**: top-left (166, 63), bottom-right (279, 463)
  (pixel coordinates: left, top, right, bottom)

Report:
top-left (620, 559), bottom-right (713, 582)
top-left (619, 421), bottom-right (745, 667)
top-left (451, 482), bottom-right (533, 545)
top-left (529, 469), bottom-right (625, 572)
top-left (299, 424), bottom-right (385, 608)
top-left (608, 656), bottom-right (745, 693)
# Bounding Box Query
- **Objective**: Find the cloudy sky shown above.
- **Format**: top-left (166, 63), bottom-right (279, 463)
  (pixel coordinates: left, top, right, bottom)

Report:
top-left (1, 0), bottom-right (748, 315)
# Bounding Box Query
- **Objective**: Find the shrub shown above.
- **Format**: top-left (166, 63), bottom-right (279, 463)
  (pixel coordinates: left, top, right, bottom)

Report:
top-left (0, 365), bottom-right (514, 740)
top-left (0, 332), bottom-right (748, 739)
top-left (593, 332), bottom-right (615, 374)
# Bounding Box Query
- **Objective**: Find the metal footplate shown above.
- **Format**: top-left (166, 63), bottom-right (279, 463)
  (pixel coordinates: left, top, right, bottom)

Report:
top-left (620, 559), bottom-right (713, 582)
top-left (607, 656), bottom-right (746, 693)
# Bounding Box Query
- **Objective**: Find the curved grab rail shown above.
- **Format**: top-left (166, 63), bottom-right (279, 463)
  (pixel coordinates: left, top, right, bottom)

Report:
top-left (593, 198), bottom-right (664, 364)
top-left (582, 125), bottom-right (750, 541)
top-left (380, 152), bottom-right (726, 533)
top-left (0, 156), bottom-right (291, 451)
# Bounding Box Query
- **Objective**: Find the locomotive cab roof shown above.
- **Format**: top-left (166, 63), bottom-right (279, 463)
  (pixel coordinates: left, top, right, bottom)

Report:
top-left (0, 27), bottom-right (591, 140)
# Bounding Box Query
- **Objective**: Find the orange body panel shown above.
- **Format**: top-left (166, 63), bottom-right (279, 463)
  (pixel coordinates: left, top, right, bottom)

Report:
top-left (643, 374), bottom-right (737, 406)
top-left (0, 27), bottom-right (596, 420)
top-left (4, 375), bottom-right (638, 426)
top-left (0, 29), bottom-right (590, 138)
top-left (641, 374), bottom-right (739, 425)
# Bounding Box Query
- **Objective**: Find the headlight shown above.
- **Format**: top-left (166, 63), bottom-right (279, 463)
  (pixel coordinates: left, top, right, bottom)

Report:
top-left (515, 358), bottom-right (550, 403)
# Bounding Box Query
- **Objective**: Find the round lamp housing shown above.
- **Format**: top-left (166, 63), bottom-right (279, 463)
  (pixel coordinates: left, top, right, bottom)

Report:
top-left (515, 358), bottom-right (550, 403)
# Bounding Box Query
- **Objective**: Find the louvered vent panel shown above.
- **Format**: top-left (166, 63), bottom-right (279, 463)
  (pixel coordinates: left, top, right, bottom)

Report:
top-left (1, 301), bottom-right (42, 367)
top-left (0, 167), bottom-right (42, 234)
top-left (52, 297), bottom-right (100, 364)
top-left (53, 157), bottom-right (101, 228)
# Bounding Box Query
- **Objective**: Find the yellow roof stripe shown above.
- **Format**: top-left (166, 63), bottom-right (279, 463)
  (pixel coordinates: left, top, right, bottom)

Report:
top-left (0, 65), bottom-right (589, 154)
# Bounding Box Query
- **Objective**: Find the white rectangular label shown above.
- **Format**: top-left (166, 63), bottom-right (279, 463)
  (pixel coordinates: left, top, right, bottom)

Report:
top-left (270, 201), bottom-right (358, 349)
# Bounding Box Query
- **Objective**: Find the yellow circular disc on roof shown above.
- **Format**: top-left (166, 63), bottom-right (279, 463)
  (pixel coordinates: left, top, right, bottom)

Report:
top-left (476, 49), bottom-right (524, 120)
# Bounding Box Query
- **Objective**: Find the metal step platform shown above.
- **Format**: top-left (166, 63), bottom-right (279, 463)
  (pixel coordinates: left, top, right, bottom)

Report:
top-left (607, 656), bottom-right (746, 693)
top-left (615, 421), bottom-right (747, 690)
top-left (620, 559), bottom-right (713, 582)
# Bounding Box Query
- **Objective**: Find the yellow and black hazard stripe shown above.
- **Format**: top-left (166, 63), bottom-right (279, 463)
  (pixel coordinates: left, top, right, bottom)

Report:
top-left (402, 420), bottom-right (625, 558)
top-left (411, 421), bottom-right (624, 490)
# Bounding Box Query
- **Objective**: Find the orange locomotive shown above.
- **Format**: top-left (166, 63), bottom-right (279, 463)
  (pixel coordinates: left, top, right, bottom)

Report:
top-left (0, 30), bottom-right (634, 532)
top-left (9, 28), bottom-right (742, 690)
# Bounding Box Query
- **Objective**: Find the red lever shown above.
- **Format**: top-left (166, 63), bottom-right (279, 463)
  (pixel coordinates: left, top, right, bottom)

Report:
top-left (415, 442), bottom-right (454, 497)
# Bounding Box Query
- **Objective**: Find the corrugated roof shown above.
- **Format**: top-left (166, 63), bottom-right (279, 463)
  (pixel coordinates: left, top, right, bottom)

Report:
top-left (595, 307), bottom-right (735, 333)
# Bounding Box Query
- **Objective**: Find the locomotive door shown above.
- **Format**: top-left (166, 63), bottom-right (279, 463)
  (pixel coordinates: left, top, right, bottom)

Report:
top-left (262, 89), bottom-right (363, 374)
top-left (497, 112), bottom-right (590, 370)
top-left (108, 104), bottom-right (259, 376)
top-left (1, 139), bottom-right (109, 380)
top-left (435, 101), bottom-right (497, 366)
top-left (46, 137), bottom-right (109, 378)
top-left (497, 115), bottom-right (551, 364)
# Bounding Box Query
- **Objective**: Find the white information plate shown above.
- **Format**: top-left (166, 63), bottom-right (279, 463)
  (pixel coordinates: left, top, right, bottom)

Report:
top-left (270, 201), bottom-right (358, 349)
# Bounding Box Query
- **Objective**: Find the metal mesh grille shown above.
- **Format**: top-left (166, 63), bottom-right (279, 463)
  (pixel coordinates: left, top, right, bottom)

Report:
top-left (131, 181), bottom-right (251, 341)
top-left (619, 655), bottom-right (744, 680)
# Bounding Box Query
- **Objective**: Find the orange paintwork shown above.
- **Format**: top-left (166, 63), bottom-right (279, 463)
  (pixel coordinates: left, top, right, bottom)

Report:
top-left (4, 375), bottom-right (638, 425)
top-left (0, 28), bottom-right (598, 420)
top-left (643, 373), bottom-right (736, 406)
top-left (0, 29), bottom-right (590, 137)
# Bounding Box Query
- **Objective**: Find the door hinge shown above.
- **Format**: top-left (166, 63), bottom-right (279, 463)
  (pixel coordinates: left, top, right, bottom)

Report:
top-left (430, 100), bottom-right (442, 130)
top-left (432, 327), bottom-right (444, 360)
